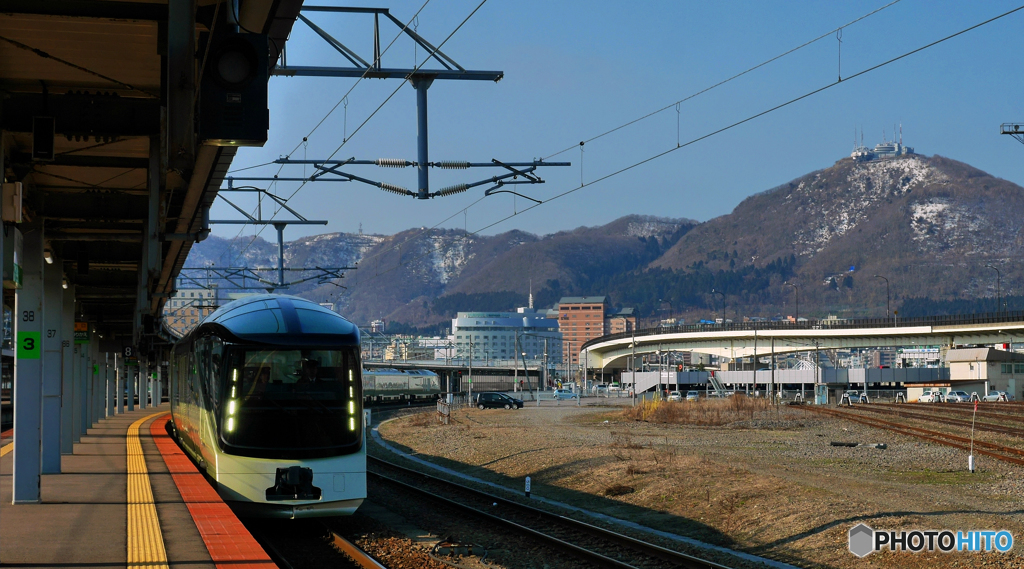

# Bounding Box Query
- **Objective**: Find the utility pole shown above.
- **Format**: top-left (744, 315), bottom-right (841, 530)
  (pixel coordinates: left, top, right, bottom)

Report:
top-left (541, 337), bottom-right (547, 407)
top-left (752, 324), bottom-right (758, 395)
top-left (513, 332), bottom-right (519, 391)
top-left (468, 336), bottom-right (473, 402)
top-left (631, 327), bottom-right (636, 407)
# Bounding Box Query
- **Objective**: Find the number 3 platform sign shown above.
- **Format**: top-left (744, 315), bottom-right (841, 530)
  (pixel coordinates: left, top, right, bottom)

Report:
top-left (18, 331), bottom-right (41, 359)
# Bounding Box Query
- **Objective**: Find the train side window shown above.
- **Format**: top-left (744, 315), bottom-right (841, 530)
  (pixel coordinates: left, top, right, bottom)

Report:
top-left (210, 336), bottom-right (223, 411)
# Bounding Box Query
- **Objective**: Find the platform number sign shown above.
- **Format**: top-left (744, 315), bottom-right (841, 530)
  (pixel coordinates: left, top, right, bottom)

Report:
top-left (123, 346), bottom-right (135, 359)
top-left (17, 331), bottom-right (41, 360)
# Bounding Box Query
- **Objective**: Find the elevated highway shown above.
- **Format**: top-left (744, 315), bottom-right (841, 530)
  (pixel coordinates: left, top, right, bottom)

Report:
top-left (581, 312), bottom-right (1024, 370)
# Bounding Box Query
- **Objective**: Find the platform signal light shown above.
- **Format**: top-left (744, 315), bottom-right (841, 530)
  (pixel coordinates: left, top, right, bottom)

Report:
top-left (199, 32), bottom-right (269, 146)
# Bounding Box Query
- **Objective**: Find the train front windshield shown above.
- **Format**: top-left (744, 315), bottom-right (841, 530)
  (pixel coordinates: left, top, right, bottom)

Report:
top-left (220, 347), bottom-right (363, 457)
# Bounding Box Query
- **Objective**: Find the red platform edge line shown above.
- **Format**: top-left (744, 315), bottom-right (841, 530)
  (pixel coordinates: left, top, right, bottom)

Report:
top-left (150, 415), bottom-right (275, 568)
top-left (1, 428), bottom-right (12, 439)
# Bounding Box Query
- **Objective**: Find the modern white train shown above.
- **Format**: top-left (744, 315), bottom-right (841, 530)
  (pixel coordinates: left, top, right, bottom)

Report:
top-left (168, 294), bottom-right (366, 518)
top-left (362, 368), bottom-right (441, 403)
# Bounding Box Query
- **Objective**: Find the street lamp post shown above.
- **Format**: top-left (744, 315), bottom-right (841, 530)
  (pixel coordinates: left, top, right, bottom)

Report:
top-left (873, 275), bottom-right (890, 325)
top-left (784, 282), bottom-right (799, 322)
top-left (987, 265), bottom-right (1001, 314)
top-left (712, 289), bottom-right (725, 320)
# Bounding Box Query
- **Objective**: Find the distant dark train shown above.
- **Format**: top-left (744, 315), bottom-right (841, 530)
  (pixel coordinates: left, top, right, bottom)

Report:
top-left (168, 294), bottom-right (366, 519)
top-left (362, 368), bottom-right (442, 403)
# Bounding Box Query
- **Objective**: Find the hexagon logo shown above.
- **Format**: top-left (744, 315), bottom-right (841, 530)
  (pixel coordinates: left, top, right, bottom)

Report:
top-left (849, 523), bottom-right (875, 558)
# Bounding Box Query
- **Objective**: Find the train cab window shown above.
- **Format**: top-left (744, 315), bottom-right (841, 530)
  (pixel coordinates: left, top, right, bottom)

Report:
top-left (219, 346), bottom-right (363, 458)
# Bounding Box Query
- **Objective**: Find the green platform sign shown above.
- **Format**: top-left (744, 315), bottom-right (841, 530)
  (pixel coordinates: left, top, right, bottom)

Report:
top-left (17, 331), bottom-right (40, 359)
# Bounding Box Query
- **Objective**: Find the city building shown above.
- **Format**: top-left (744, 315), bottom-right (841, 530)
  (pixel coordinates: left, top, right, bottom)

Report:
top-left (607, 307), bottom-right (637, 334)
top-left (849, 348), bottom-right (897, 369)
top-left (897, 347), bottom-right (942, 368)
top-left (451, 308), bottom-right (562, 364)
top-left (557, 296), bottom-right (607, 366)
top-left (382, 337), bottom-right (437, 361)
top-left (555, 297), bottom-right (636, 365)
top-left (162, 285), bottom-right (218, 336)
top-left (905, 347), bottom-right (1024, 401)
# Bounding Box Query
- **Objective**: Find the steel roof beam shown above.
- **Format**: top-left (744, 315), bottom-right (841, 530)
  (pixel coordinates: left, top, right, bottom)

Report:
top-left (0, 1), bottom-right (169, 20)
top-left (12, 153), bottom-right (149, 169)
top-left (1, 93), bottom-right (160, 137)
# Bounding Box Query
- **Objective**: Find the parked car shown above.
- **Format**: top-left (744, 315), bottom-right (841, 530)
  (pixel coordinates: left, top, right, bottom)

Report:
top-left (608, 383), bottom-right (622, 392)
top-left (946, 390), bottom-right (972, 403)
top-left (843, 390), bottom-right (868, 403)
top-left (552, 389), bottom-right (578, 400)
top-left (476, 392), bottom-right (523, 409)
top-left (918, 390), bottom-right (944, 403)
top-left (667, 390), bottom-right (682, 402)
top-left (982, 391), bottom-right (1014, 402)
top-left (685, 390), bottom-right (700, 401)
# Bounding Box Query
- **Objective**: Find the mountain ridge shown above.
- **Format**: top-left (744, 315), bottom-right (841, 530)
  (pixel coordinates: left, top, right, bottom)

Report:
top-left (187, 154), bottom-right (1023, 329)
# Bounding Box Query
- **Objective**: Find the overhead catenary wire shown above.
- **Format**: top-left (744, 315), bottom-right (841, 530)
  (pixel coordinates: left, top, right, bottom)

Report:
top-left (307, 0), bottom-right (913, 282)
top-left (346, 3), bottom-right (1024, 288)
top-left (224, 2), bottom-right (434, 265)
top-left (541, 0), bottom-right (904, 161)
top-left (226, 0), bottom-right (489, 268)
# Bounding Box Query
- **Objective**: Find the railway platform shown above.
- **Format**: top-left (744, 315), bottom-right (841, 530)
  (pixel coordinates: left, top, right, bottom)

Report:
top-left (0, 408), bottom-right (274, 568)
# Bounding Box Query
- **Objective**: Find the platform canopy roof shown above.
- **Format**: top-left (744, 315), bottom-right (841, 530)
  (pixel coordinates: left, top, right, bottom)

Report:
top-left (0, 0), bottom-right (303, 354)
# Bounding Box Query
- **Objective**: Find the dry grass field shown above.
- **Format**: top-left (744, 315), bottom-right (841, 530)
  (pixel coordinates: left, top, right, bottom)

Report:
top-left (376, 399), bottom-right (1024, 568)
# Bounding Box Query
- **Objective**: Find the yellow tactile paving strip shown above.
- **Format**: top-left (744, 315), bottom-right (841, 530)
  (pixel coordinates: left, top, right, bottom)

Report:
top-left (1, 443), bottom-right (11, 457)
top-left (127, 412), bottom-right (171, 569)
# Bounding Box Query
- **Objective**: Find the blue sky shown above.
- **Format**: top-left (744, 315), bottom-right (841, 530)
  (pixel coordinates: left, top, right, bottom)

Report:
top-left (214, 0), bottom-right (1024, 242)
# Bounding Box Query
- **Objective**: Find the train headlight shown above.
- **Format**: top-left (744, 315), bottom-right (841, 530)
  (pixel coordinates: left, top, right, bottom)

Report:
top-left (348, 401), bottom-right (355, 414)
top-left (228, 400), bottom-right (236, 415)
top-left (349, 417), bottom-right (356, 431)
top-left (227, 417), bottom-right (235, 432)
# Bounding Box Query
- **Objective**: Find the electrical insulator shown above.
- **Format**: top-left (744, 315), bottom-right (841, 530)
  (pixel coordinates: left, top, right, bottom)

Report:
top-left (375, 158), bottom-right (410, 168)
top-left (378, 182), bottom-right (413, 196)
top-left (434, 184), bottom-right (469, 197)
top-left (434, 161), bottom-right (471, 169)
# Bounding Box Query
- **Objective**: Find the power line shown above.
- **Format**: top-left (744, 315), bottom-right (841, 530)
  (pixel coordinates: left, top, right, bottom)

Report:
top-left (542, 0), bottom-right (904, 160)
top-left (347, 3), bottom-right (1024, 287)
top-left (293, 0), bottom-right (910, 289)
top-left (223, 2), bottom-right (433, 264)
top-left (226, 0), bottom-right (489, 267)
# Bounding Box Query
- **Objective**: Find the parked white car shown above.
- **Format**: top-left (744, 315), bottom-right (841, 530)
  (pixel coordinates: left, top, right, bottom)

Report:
top-left (667, 390), bottom-right (682, 402)
top-left (918, 390), bottom-right (944, 403)
top-left (982, 391), bottom-right (1013, 402)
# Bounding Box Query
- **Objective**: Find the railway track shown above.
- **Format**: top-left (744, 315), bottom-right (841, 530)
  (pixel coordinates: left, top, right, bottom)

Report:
top-left (368, 456), bottom-right (734, 569)
top-left (321, 523), bottom-right (388, 569)
top-left (802, 406), bottom-right (1024, 466)
top-left (850, 404), bottom-right (1024, 439)
top-left (875, 402), bottom-right (1024, 423)
top-left (246, 519), bottom-right (380, 569)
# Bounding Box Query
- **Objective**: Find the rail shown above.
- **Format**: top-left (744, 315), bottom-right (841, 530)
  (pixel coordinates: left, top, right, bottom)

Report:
top-left (801, 406), bottom-right (1024, 466)
top-left (323, 523), bottom-right (388, 569)
top-left (368, 456), bottom-right (735, 569)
